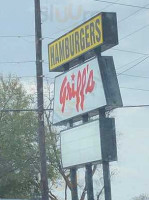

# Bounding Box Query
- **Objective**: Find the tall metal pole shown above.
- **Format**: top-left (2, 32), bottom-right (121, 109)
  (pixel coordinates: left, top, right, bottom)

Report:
top-left (96, 46), bottom-right (112, 200)
top-left (67, 120), bottom-right (79, 200)
top-left (99, 108), bottom-right (112, 200)
top-left (65, 63), bottom-right (78, 200)
top-left (34, 0), bottom-right (49, 199)
top-left (83, 114), bottom-right (94, 200)
top-left (70, 168), bottom-right (79, 200)
top-left (85, 164), bottom-right (94, 200)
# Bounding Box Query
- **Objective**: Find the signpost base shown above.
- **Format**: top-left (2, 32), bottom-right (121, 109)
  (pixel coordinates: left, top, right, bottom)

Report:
top-left (83, 114), bottom-right (94, 200)
top-left (99, 108), bottom-right (112, 200)
top-left (67, 119), bottom-right (79, 200)
top-left (103, 162), bottom-right (112, 200)
top-left (70, 168), bottom-right (79, 200)
top-left (86, 165), bottom-right (94, 200)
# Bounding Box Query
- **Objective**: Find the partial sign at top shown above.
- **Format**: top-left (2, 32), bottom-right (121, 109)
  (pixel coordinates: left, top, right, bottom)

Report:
top-left (48, 12), bottom-right (118, 71)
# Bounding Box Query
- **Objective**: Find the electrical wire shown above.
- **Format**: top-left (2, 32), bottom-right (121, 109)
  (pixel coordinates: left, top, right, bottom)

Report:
top-left (116, 56), bottom-right (147, 70)
top-left (0, 75), bottom-right (54, 79)
top-left (0, 60), bottom-right (50, 65)
top-left (0, 60), bottom-right (36, 64)
top-left (109, 104), bottom-right (149, 112)
top-left (113, 48), bottom-right (149, 56)
top-left (119, 105), bottom-right (149, 108)
top-left (0, 35), bottom-right (35, 38)
top-left (120, 86), bottom-right (149, 92)
top-left (117, 55), bottom-right (149, 75)
top-left (118, 3), bottom-right (149, 23)
top-left (94, 0), bottom-right (149, 10)
top-left (97, 0), bottom-right (121, 11)
top-left (1, 1), bottom-right (149, 88)
top-left (0, 49), bottom-right (148, 66)
top-left (38, 0), bottom-right (121, 42)
top-left (118, 73), bottom-right (149, 79)
top-left (0, 108), bottom-right (53, 112)
top-left (120, 24), bottom-right (149, 41)
top-left (0, 35), bottom-right (54, 40)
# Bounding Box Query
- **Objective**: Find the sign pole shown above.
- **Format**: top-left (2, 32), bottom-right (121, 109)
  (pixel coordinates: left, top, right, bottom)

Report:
top-left (99, 108), bottom-right (112, 200)
top-left (70, 168), bottom-right (79, 200)
top-left (65, 66), bottom-right (79, 200)
top-left (86, 164), bottom-right (94, 200)
top-left (68, 120), bottom-right (79, 200)
top-left (96, 47), bottom-right (112, 200)
top-left (83, 114), bottom-right (94, 200)
top-left (50, 11), bottom-right (120, 200)
top-left (103, 162), bottom-right (112, 200)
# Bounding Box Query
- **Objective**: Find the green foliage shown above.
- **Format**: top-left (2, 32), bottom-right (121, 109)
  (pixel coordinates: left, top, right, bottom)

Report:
top-left (0, 76), bottom-right (59, 199)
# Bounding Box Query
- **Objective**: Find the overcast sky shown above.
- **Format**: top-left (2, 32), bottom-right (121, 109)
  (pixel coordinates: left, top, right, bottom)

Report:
top-left (0, 0), bottom-right (149, 199)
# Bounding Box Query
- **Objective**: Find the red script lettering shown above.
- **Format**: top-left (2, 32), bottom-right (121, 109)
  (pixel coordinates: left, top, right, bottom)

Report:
top-left (59, 64), bottom-right (95, 113)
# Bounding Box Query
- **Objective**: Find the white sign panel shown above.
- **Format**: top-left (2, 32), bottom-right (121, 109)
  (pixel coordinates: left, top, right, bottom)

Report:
top-left (61, 120), bottom-right (102, 168)
top-left (53, 57), bottom-right (106, 124)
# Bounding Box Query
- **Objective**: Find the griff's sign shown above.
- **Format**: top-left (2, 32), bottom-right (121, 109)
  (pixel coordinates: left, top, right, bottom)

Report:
top-left (53, 57), bottom-right (122, 124)
top-left (48, 12), bottom-right (118, 71)
top-left (53, 58), bottom-right (106, 124)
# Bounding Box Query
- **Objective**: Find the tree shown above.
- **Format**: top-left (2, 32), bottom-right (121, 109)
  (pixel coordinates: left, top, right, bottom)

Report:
top-left (0, 76), bottom-right (114, 200)
top-left (45, 103), bottom-right (106, 200)
top-left (0, 76), bottom-right (59, 199)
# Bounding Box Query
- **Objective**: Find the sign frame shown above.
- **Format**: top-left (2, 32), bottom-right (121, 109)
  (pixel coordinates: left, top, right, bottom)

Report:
top-left (60, 118), bottom-right (117, 169)
top-left (53, 56), bottom-right (106, 125)
top-left (53, 56), bottom-right (122, 125)
top-left (48, 12), bottom-right (118, 72)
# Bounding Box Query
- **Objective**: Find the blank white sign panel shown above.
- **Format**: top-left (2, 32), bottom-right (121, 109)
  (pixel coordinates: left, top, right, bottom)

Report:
top-left (61, 120), bottom-right (102, 168)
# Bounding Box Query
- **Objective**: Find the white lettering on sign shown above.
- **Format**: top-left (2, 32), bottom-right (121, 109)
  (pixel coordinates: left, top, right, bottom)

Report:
top-left (53, 57), bottom-right (106, 124)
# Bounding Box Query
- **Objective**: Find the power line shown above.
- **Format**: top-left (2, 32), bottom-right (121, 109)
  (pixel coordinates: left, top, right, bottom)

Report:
top-left (120, 24), bottom-right (149, 41)
top-left (97, 0), bottom-right (121, 11)
top-left (109, 104), bottom-right (149, 112)
top-left (0, 48), bottom-right (148, 66)
top-left (39, 0), bottom-right (121, 42)
top-left (0, 60), bottom-right (49, 65)
top-left (1, 106), bottom-right (149, 113)
top-left (0, 60), bottom-right (36, 64)
top-left (43, 36), bottom-right (57, 40)
top-left (120, 86), bottom-right (149, 92)
top-left (0, 108), bottom-right (53, 112)
top-left (0, 2), bottom-right (148, 45)
top-left (0, 75), bottom-right (54, 79)
top-left (116, 56), bottom-right (147, 70)
top-left (120, 105), bottom-right (149, 108)
top-left (0, 35), bottom-right (35, 38)
top-left (94, 0), bottom-right (149, 10)
top-left (0, 50), bottom-right (147, 67)
top-left (118, 73), bottom-right (149, 79)
top-left (0, 35), bottom-right (54, 40)
top-left (117, 55), bottom-right (149, 75)
top-left (118, 3), bottom-right (149, 23)
top-left (113, 48), bottom-right (149, 56)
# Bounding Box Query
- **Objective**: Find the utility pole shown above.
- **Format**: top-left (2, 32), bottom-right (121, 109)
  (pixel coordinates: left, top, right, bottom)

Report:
top-left (34, 0), bottom-right (49, 199)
